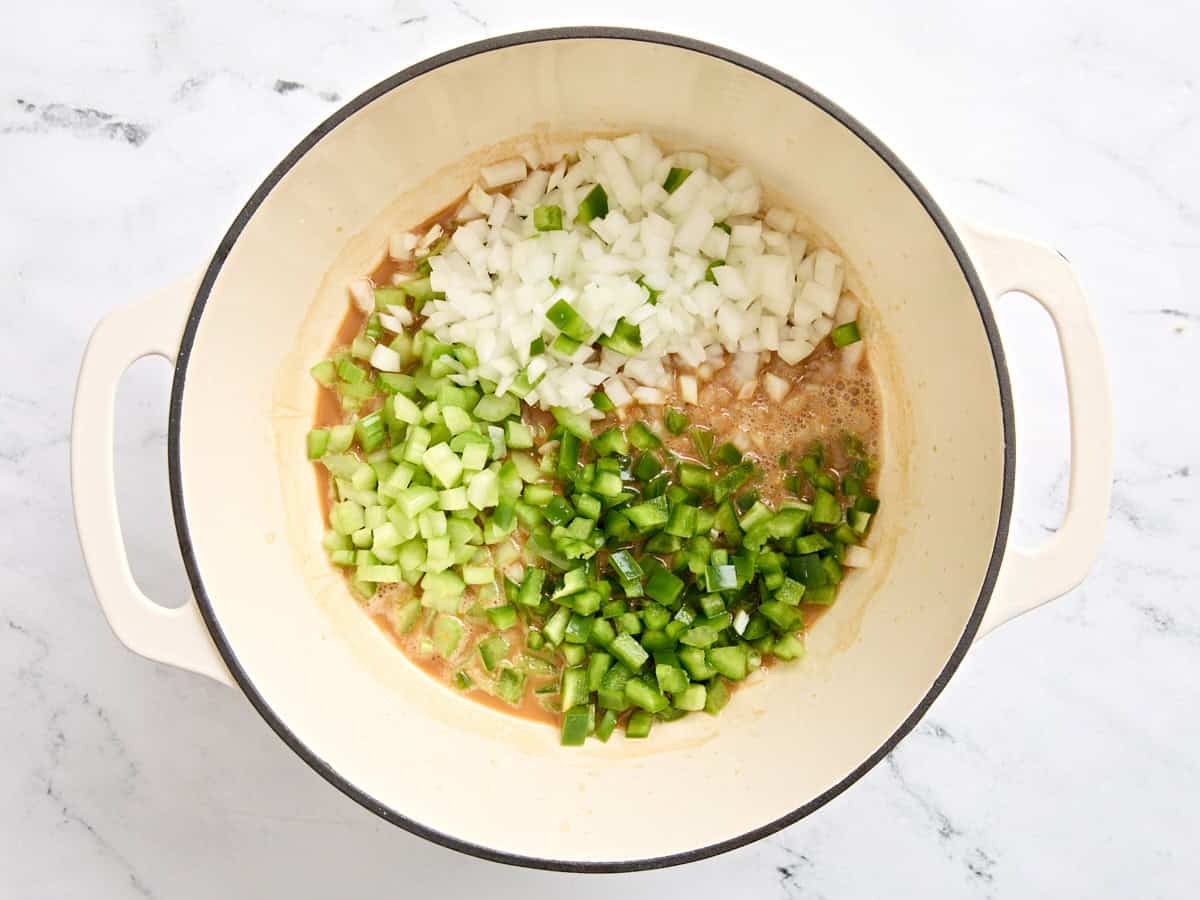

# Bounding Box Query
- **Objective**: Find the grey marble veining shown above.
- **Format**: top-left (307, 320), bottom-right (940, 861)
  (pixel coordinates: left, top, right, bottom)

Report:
top-left (2, 1), bottom-right (1196, 897)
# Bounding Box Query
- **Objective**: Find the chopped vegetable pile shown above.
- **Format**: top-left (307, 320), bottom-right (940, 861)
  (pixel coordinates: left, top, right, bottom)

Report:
top-left (349, 134), bottom-right (864, 416)
top-left (308, 136), bottom-right (877, 745)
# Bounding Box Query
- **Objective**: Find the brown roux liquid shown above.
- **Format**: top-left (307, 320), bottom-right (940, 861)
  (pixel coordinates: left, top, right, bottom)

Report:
top-left (312, 194), bottom-right (882, 726)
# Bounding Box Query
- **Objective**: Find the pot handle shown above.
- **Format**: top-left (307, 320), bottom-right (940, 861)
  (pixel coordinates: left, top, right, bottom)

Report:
top-left (71, 274), bottom-right (234, 686)
top-left (959, 224), bottom-right (1113, 638)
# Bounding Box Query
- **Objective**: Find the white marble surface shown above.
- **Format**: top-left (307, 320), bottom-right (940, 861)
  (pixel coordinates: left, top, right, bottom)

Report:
top-left (2, 0), bottom-right (1196, 896)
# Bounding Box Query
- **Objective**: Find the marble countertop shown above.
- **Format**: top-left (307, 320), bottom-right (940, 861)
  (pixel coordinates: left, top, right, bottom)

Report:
top-left (3, 0), bottom-right (1196, 896)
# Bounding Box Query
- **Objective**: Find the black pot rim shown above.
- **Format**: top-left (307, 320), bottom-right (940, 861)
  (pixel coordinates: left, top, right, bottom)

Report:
top-left (168, 26), bottom-right (1015, 874)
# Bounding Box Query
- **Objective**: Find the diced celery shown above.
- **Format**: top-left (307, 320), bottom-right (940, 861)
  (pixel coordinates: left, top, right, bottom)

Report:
top-left (437, 487), bottom-right (469, 511)
top-left (505, 420), bottom-right (534, 449)
top-left (358, 564), bottom-right (402, 582)
top-left (442, 405), bottom-right (473, 435)
top-left (462, 565), bottom-right (494, 585)
top-left (398, 485), bottom-right (439, 518)
top-left (422, 443), bottom-right (463, 488)
top-left (432, 615), bottom-right (464, 658)
top-left (388, 393), bottom-right (422, 426)
top-left (417, 509), bottom-right (448, 540)
top-left (310, 360), bottom-right (336, 386)
top-left (460, 441), bottom-right (489, 472)
top-left (550, 406), bottom-right (593, 441)
top-left (326, 424), bottom-right (354, 453)
top-left (306, 428), bottom-right (329, 459)
top-left (466, 468), bottom-right (500, 510)
top-left (473, 394), bottom-right (519, 422)
top-left (330, 500), bottom-right (365, 535)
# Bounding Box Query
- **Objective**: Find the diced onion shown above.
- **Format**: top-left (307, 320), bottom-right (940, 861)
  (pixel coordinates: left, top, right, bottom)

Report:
top-left (349, 278), bottom-right (373, 313)
top-left (733, 609), bottom-right (750, 635)
top-left (764, 372), bottom-right (790, 402)
top-left (480, 157), bottom-right (527, 188)
top-left (369, 343), bottom-right (402, 372)
top-left (468, 183), bottom-right (494, 214)
top-left (633, 386), bottom-right (666, 405)
top-left (381, 134), bottom-right (863, 414)
top-left (388, 232), bottom-right (414, 261)
top-left (678, 374), bottom-right (698, 404)
top-left (419, 224), bottom-right (443, 249)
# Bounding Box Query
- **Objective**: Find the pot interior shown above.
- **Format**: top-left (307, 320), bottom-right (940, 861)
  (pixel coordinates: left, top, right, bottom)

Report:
top-left (174, 33), bottom-right (1007, 866)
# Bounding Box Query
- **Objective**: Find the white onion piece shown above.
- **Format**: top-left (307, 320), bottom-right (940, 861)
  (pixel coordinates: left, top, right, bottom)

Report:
top-left (798, 280), bottom-right (838, 317)
top-left (788, 235), bottom-right (809, 264)
top-left (597, 143), bottom-right (641, 210)
top-left (730, 222), bottom-right (762, 247)
top-left (510, 168), bottom-right (550, 210)
top-left (674, 208), bottom-right (715, 254)
top-left (813, 248), bottom-right (845, 298)
top-left (468, 183), bottom-right (494, 214)
top-left (378, 313), bottom-right (406, 332)
top-left (348, 278), bottom-right (373, 313)
top-left (731, 350), bottom-right (760, 384)
top-left (641, 181), bottom-right (669, 211)
top-left (388, 232), bottom-right (414, 261)
top-left (480, 157), bottom-right (527, 188)
top-left (678, 374), bottom-right (699, 404)
top-left (713, 265), bottom-right (750, 302)
top-left (455, 200), bottom-right (481, 222)
top-left (369, 343), bottom-right (402, 372)
top-left (736, 379), bottom-right (758, 400)
top-left (733, 609), bottom-right (750, 635)
top-left (778, 339), bottom-right (815, 365)
top-left (386, 305), bottom-right (413, 325)
top-left (604, 377), bottom-right (634, 407)
top-left (418, 223), bottom-right (443, 249)
top-left (633, 386), bottom-right (666, 405)
top-left (764, 372), bottom-right (790, 402)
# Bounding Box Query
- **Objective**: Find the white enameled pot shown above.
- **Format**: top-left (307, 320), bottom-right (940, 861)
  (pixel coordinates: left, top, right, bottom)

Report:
top-left (71, 29), bottom-right (1112, 871)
